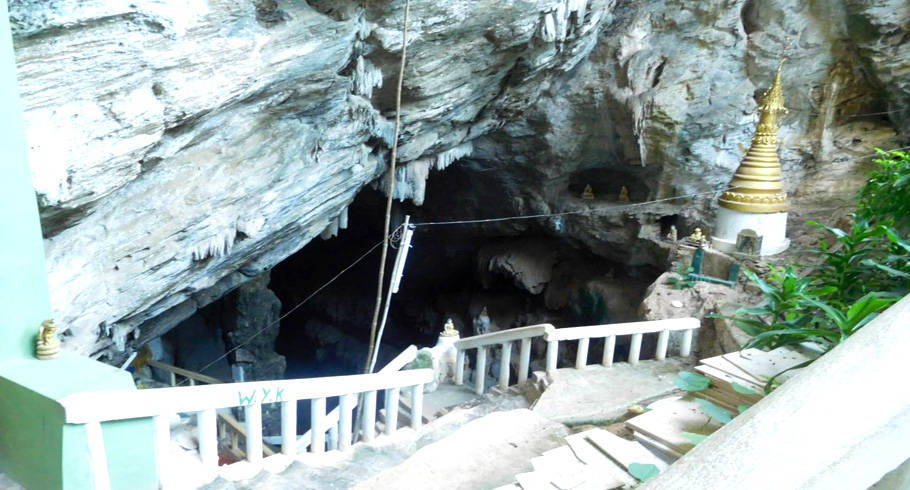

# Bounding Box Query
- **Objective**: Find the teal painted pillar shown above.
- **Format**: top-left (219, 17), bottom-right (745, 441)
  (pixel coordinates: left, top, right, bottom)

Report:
top-left (0, 0), bottom-right (53, 361)
top-left (0, 6), bottom-right (158, 489)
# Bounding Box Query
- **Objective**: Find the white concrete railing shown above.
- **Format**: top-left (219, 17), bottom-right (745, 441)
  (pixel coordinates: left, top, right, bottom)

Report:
top-left (454, 318), bottom-right (699, 395)
top-left (59, 365), bottom-right (433, 489)
top-left (147, 359), bottom-right (279, 460)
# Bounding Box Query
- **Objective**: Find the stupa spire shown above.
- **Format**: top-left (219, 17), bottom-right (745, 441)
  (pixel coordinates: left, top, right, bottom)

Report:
top-left (718, 51), bottom-right (790, 213)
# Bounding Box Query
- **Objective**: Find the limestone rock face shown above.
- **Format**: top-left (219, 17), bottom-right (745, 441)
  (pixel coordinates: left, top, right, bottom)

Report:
top-left (10, 0), bottom-right (907, 357)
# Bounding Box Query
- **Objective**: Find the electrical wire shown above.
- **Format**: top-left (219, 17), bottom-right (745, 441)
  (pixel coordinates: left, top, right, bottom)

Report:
top-left (413, 187), bottom-right (732, 227)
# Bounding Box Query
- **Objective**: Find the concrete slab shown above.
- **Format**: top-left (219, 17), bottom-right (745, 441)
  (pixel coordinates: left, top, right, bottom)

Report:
top-left (532, 359), bottom-right (691, 425)
top-left (354, 409), bottom-right (570, 490)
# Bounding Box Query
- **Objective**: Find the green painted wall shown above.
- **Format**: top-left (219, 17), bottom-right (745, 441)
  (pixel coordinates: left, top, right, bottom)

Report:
top-left (0, 0), bottom-right (53, 361)
top-left (1, 357), bottom-right (160, 490)
top-left (0, 3), bottom-right (160, 487)
top-left (0, 369), bottom-right (65, 489)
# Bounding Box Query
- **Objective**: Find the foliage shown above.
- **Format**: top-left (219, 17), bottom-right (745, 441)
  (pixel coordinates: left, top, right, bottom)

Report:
top-left (733, 149), bottom-right (908, 356)
top-left (673, 371), bottom-right (710, 391)
top-left (628, 463), bottom-right (660, 482)
top-left (857, 149), bottom-right (910, 230)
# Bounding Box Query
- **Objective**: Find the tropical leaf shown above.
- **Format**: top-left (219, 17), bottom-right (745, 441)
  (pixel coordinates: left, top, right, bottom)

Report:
top-left (731, 382), bottom-right (759, 395)
top-left (696, 398), bottom-right (733, 424)
top-left (674, 371), bottom-right (710, 391)
top-left (628, 463), bottom-right (660, 482)
top-left (681, 432), bottom-right (709, 445)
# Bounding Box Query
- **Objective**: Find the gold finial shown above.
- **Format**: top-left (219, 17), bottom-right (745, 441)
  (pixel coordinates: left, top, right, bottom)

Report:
top-left (718, 42), bottom-right (791, 214)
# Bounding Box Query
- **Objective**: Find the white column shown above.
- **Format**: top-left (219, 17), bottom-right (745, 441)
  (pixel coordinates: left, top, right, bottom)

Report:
top-left (197, 409), bottom-right (219, 471)
top-left (475, 347), bottom-right (487, 395)
top-left (518, 338), bottom-right (532, 384)
top-left (281, 401), bottom-right (296, 456)
top-left (499, 342), bottom-right (512, 389)
top-left (454, 349), bottom-right (465, 385)
top-left (328, 425), bottom-right (338, 451)
top-left (576, 337), bottom-right (590, 369)
top-left (339, 393), bottom-right (354, 451)
top-left (310, 397), bottom-right (326, 454)
top-left (245, 404), bottom-right (263, 464)
top-left (680, 329), bottom-right (694, 357)
top-left (629, 333), bottom-right (642, 364)
top-left (602, 335), bottom-right (616, 367)
top-left (85, 421), bottom-right (112, 490)
top-left (546, 340), bottom-right (559, 376)
top-left (410, 385), bottom-right (424, 431)
top-left (154, 415), bottom-right (171, 489)
top-left (385, 387), bottom-right (400, 435)
top-left (362, 391), bottom-right (377, 442)
top-left (656, 329), bottom-right (670, 360)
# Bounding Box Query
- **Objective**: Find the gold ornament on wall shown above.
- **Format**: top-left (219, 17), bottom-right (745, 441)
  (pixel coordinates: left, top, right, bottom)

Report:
top-left (35, 319), bottom-right (61, 360)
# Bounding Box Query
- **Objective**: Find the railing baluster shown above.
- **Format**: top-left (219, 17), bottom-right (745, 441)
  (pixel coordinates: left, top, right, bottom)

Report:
top-left (518, 338), bottom-right (532, 384)
top-left (189, 378), bottom-right (196, 386)
top-left (499, 342), bottom-right (512, 389)
top-left (454, 349), bottom-right (465, 385)
top-left (281, 401), bottom-right (296, 456)
top-left (629, 333), bottom-right (642, 364)
top-left (328, 424), bottom-right (339, 451)
top-left (602, 335), bottom-right (616, 367)
top-left (680, 328), bottom-right (694, 357)
top-left (169, 372), bottom-right (176, 387)
top-left (310, 397), bottom-right (326, 454)
top-left (245, 404), bottom-right (263, 464)
top-left (385, 387), bottom-right (400, 434)
top-left (656, 329), bottom-right (670, 360)
top-left (85, 421), bottom-right (112, 490)
top-left (362, 391), bottom-right (377, 442)
top-left (576, 337), bottom-right (590, 369)
top-left (198, 408), bottom-right (219, 470)
top-left (546, 340), bottom-right (559, 375)
top-left (154, 415), bottom-right (171, 489)
top-left (339, 393), bottom-right (354, 451)
top-left (475, 347), bottom-right (487, 394)
top-left (410, 384), bottom-right (424, 431)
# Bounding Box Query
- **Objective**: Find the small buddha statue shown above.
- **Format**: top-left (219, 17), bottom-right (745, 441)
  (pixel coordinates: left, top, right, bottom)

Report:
top-left (667, 225), bottom-right (678, 242)
top-left (686, 227), bottom-right (709, 247)
top-left (618, 186), bottom-right (630, 203)
top-left (441, 318), bottom-right (459, 337)
top-left (35, 319), bottom-right (61, 360)
top-left (581, 184), bottom-right (594, 200)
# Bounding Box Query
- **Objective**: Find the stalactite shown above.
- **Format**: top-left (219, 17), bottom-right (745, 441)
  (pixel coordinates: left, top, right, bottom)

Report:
top-left (353, 55), bottom-right (383, 99)
top-left (191, 225), bottom-right (237, 261)
top-left (436, 141), bottom-right (473, 171)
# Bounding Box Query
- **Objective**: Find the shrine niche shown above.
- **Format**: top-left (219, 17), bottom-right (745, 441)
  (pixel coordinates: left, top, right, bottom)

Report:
top-left (735, 229), bottom-right (762, 256)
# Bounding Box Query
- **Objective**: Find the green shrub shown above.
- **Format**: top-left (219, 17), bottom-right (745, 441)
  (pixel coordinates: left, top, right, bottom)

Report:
top-left (734, 149), bottom-right (908, 361)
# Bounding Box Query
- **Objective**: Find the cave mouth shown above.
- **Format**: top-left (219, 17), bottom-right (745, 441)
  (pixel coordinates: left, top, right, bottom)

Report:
top-left (161, 167), bottom-right (665, 384)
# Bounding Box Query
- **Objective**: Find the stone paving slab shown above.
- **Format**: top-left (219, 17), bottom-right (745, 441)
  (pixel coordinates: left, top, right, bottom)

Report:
top-left (531, 359), bottom-right (691, 425)
top-left (354, 409), bottom-right (570, 490)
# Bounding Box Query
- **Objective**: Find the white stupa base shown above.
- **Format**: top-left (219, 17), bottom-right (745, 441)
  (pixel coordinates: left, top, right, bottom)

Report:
top-left (711, 207), bottom-right (790, 256)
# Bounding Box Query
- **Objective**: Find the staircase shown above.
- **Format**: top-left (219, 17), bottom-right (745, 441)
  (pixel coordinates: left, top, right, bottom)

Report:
top-left (48, 317), bottom-right (705, 489)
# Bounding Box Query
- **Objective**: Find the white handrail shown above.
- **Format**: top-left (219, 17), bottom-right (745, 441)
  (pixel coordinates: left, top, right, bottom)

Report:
top-left (545, 318), bottom-right (700, 341)
top-left (60, 369), bottom-right (434, 424)
top-left (298, 345), bottom-right (418, 449)
top-left (454, 318), bottom-right (701, 395)
top-left (454, 324), bottom-right (554, 350)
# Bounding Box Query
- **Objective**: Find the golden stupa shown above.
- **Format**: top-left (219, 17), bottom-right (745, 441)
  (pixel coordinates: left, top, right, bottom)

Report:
top-left (718, 57), bottom-right (789, 214)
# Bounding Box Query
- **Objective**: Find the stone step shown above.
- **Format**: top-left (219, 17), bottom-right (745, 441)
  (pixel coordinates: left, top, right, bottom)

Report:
top-left (584, 428), bottom-right (668, 473)
top-left (353, 409), bottom-right (570, 489)
top-left (626, 397), bottom-right (723, 457)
